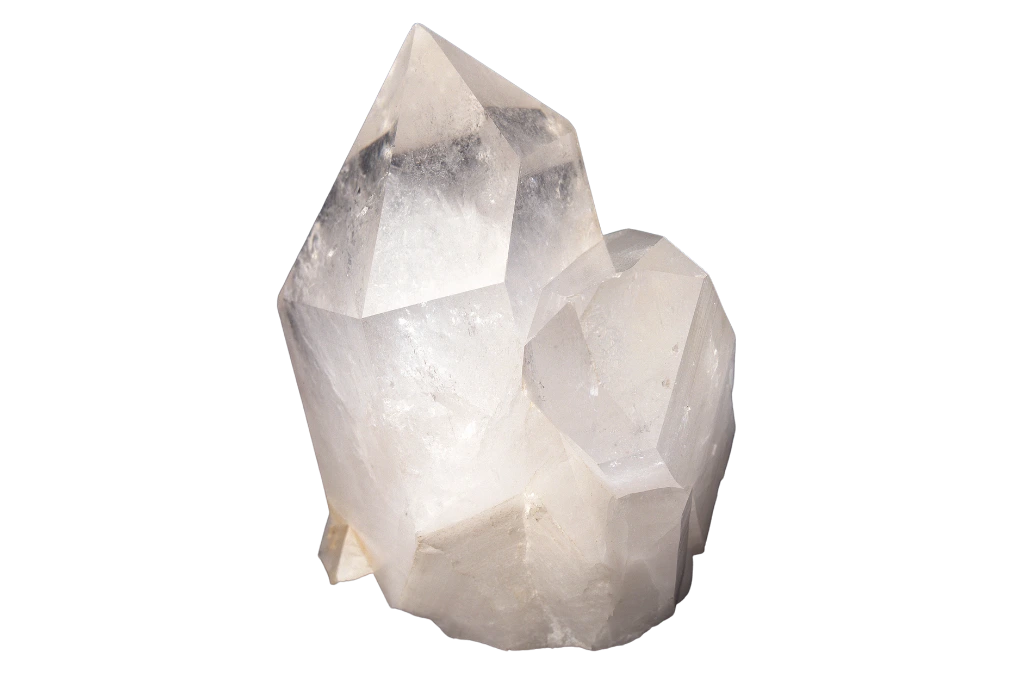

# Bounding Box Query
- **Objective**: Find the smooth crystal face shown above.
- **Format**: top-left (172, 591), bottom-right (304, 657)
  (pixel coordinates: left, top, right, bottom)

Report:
top-left (279, 24), bottom-right (736, 650)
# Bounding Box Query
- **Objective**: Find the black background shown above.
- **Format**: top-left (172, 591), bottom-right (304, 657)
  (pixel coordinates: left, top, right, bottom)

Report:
top-left (260, 12), bottom-right (778, 655)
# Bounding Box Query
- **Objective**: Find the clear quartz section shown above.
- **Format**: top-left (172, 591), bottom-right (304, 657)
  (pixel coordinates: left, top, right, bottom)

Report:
top-left (279, 24), bottom-right (736, 650)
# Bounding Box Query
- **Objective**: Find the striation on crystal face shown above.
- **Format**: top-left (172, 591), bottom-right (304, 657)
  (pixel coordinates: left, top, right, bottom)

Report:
top-left (279, 24), bottom-right (736, 650)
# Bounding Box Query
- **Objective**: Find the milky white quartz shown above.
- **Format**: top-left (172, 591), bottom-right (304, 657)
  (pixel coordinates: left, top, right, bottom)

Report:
top-left (279, 24), bottom-right (736, 650)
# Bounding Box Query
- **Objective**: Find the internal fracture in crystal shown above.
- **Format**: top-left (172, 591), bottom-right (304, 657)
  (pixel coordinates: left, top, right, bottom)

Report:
top-left (279, 24), bottom-right (736, 650)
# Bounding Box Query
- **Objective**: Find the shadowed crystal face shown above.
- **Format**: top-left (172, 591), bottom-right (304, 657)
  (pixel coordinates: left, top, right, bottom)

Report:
top-left (279, 24), bottom-right (735, 650)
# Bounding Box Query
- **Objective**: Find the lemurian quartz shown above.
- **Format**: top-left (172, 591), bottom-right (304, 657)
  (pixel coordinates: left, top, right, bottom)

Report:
top-left (279, 24), bottom-right (736, 650)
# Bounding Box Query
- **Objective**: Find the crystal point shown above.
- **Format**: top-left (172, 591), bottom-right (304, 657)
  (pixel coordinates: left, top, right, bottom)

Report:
top-left (279, 25), bottom-right (736, 650)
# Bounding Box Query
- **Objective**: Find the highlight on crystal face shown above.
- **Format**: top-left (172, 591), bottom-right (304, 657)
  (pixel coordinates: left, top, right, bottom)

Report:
top-left (278, 24), bottom-right (736, 650)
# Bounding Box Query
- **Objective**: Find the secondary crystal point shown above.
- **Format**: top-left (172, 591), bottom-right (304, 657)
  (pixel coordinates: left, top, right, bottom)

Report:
top-left (279, 24), bottom-right (736, 650)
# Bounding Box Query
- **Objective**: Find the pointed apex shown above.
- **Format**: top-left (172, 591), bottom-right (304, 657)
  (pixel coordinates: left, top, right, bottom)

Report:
top-left (389, 25), bottom-right (487, 154)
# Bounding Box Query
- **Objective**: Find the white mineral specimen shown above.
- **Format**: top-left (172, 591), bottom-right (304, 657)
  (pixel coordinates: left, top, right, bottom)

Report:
top-left (279, 24), bottom-right (735, 650)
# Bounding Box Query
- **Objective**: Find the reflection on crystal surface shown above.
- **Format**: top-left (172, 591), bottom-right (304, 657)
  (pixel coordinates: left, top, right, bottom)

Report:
top-left (279, 24), bottom-right (735, 649)
top-left (363, 124), bottom-right (517, 317)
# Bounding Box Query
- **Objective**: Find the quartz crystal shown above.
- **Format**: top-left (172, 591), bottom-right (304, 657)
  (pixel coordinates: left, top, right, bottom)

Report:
top-left (279, 24), bottom-right (736, 650)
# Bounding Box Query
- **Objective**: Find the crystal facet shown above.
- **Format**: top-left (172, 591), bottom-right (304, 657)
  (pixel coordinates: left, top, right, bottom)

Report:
top-left (279, 24), bottom-right (736, 650)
